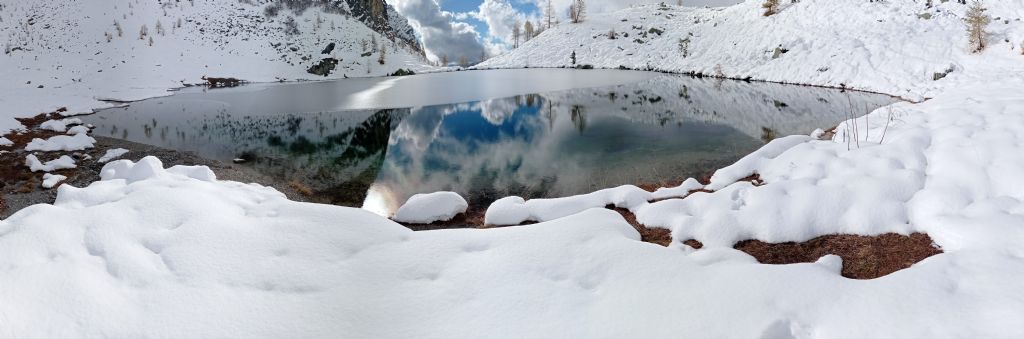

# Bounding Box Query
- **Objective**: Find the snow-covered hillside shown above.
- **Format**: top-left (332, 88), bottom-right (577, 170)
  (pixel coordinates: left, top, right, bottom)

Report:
top-left (480, 0), bottom-right (1024, 99)
top-left (0, 0), bottom-right (432, 134)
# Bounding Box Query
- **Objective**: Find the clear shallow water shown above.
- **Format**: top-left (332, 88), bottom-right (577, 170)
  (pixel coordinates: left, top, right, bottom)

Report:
top-left (84, 70), bottom-right (897, 216)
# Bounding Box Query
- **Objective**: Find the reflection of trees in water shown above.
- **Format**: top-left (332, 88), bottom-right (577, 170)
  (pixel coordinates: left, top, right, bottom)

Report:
top-left (570, 105), bottom-right (587, 133)
top-left (760, 127), bottom-right (778, 144)
top-left (152, 108), bottom-right (410, 207)
top-left (267, 109), bottom-right (405, 206)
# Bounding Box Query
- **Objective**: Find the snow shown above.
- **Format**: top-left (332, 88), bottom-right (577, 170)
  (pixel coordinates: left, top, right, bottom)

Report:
top-left (24, 133), bottom-right (96, 152)
top-left (0, 137), bottom-right (12, 146)
top-left (1, 156), bottom-right (1023, 338)
top-left (39, 118), bottom-right (83, 132)
top-left (97, 148), bottom-right (129, 163)
top-left (41, 173), bottom-right (67, 188)
top-left (485, 185), bottom-right (652, 225)
top-left (704, 135), bottom-right (812, 191)
top-left (66, 125), bottom-right (90, 135)
top-left (392, 191), bottom-right (468, 223)
top-left (3, 0), bottom-right (1024, 337)
top-left (480, 0), bottom-right (1024, 101)
top-left (650, 178), bottom-right (705, 200)
top-left (0, 0), bottom-right (435, 135)
top-left (25, 154), bottom-right (76, 172)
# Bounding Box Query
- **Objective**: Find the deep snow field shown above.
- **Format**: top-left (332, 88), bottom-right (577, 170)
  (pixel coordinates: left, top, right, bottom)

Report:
top-left (4, 0), bottom-right (1024, 338)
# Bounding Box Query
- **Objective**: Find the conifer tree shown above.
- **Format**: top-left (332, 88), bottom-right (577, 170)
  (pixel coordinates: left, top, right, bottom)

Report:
top-left (762, 0), bottom-right (779, 16)
top-left (964, 0), bottom-right (991, 53)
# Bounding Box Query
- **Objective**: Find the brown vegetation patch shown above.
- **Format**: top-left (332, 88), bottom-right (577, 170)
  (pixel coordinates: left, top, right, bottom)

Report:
top-left (734, 233), bottom-right (942, 279)
top-left (607, 205), bottom-right (671, 247)
top-left (635, 178), bottom-right (686, 193)
top-left (400, 206), bottom-right (489, 231)
top-left (0, 151), bottom-right (32, 183)
top-left (15, 175), bottom-right (38, 194)
top-left (738, 173), bottom-right (765, 186)
top-left (288, 180), bottom-right (315, 197)
top-left (818, 126), bottom-right (838, 140)
top-left (14, 109), bottom-right (64, 127)
top-left (682, 239), bottom-right (704, 249)
top-left (697, 172), bottom-right (714, 185)
top-left (3, 128), bottom-right (63, 149)
top-left (4, 110), bottom-right (73, 149)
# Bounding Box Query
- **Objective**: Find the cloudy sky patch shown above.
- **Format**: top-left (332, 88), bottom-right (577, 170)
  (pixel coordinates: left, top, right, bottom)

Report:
top-left (390, 0), bottom-right (742, 63)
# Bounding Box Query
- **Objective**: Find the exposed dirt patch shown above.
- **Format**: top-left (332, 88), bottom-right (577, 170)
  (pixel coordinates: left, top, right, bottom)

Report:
top-left (607, 205), bottom-right (671, 247)
top-left (734, 233), bottom-right (942, 279)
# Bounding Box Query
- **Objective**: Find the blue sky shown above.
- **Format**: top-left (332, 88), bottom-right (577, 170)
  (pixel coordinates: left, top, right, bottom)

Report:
top-left (438, 0), bottom-right (537, 41)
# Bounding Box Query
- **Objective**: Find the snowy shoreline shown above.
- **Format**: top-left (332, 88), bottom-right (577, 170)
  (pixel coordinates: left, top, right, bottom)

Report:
top-left (473, 65), bottom-right (917, 102)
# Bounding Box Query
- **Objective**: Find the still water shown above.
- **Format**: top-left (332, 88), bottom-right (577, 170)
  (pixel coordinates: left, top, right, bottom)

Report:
top-left (84, 69), bottom-right (897, 216)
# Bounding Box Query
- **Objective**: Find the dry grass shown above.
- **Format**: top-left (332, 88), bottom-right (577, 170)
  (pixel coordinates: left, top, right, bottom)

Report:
top-left (734, 233), bottom-right (942, 279)
top-left (16, 175), bottom-right (38, 193)
top-left (287, 180), bottom-right (315, 197)
top-left (682, 239), bottom-right (704, 249)
top-left (607, 206), bottom-right (672, 246)
top-left (400, 205), bottom-right (491, 231)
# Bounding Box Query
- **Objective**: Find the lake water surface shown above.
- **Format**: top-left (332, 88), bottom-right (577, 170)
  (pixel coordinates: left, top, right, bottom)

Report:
top-left (84, 69), bottom-right (897, 217)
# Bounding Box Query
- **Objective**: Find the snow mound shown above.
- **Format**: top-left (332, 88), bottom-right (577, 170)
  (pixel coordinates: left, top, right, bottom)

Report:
top-left (97, 148), bottom-right (129, 163)
top-left (706, 135), bottom-right (811, 190)
top-left (100, 156), bottom-right (216, 184)
top-left (24, 133), bottom-right (96, 152)
top-left (39, 118), bottom-right (83, 132)
top-left (41, 173), bottom-right (67, 188)
top-left (66, 125), bottom-right (90, 135)
top-left (25, 154), bottom-right (76, 172)
top-left (0, 137), bottom-right (12, 146)
top-left (651, 178), bottom-right (705, 201)
top-left (393, 191), bottom-right (469, 223)
top-left (485, 185), bottom-right (651, 225)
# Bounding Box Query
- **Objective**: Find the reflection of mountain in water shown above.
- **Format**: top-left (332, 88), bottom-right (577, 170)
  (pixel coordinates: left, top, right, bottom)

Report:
top-left (89, 105), bottom-right (408, 206)
top-left (85, 74), bottom-right (896, 213)
top-left (539, 75), bottom-right (897, 140)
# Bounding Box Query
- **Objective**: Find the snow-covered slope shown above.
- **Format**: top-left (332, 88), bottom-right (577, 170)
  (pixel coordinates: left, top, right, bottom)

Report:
top-left (0, 0), bottom-right (432, 134)
top-left (480, 0), bottom-right (1024, 99)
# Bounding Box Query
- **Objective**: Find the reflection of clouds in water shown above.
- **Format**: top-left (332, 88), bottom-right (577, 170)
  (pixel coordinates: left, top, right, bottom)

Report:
top-left (378, 98), bottom-right (624, 205)
top-left (371, 77), bottom-right (897, 213)
top-left (478, 98), bottom-right (521, 125)
top-left (388, 106), bottom-right (444, 150)
top-left (387, 97), bottom-right (533, 150)
top-left (362, 183), bottom-right (401, 217)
